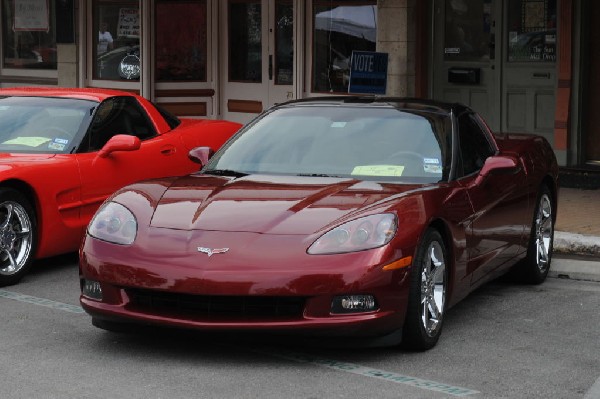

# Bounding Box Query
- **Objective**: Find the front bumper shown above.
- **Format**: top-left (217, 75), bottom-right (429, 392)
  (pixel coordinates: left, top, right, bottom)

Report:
top-left (79, 228), bottom-right (414, 339)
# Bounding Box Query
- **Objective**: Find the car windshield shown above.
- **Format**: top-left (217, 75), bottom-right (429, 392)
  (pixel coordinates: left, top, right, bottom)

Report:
top-left (206, 104), bottom-right (452, 183)
top-left (0, 96), bottom-right (96, 154)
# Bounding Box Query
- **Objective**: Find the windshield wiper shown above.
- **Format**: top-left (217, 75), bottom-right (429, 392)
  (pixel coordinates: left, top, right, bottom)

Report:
top-left (203, 169), bottom-right (248, 178)
top-left (296, 173), bottom-right (343, 178)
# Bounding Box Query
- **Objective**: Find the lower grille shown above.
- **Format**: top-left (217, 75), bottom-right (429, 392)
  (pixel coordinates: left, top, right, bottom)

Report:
top-left (125, 288), bottom-right (306, 320)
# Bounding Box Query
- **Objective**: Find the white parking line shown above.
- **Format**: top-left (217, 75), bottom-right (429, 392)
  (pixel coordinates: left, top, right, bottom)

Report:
top-left (584, 376), bottom-right (600, 399)
top-left (0, 289), bottom-right (479, 396)
top-left (0, 289), bottom-right (85, 314)
top-left (260, 349), bottom-right (480, 397)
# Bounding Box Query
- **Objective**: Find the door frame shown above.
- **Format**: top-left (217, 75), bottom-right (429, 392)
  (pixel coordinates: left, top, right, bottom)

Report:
top-left (219, 0), bottom-right (303, 124)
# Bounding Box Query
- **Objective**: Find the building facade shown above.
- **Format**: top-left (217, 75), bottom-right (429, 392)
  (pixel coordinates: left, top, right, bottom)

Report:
top-left (0, 0), bottom-right (591, 167)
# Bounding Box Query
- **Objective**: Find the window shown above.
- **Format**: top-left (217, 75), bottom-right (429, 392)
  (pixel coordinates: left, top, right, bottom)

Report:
top-left (312, 1), bottom-right (377, 93)
top-left (275, 0), bottom-right (293, 85)
top-left (82, 97), bottom-right (156, 152)
top-left (93, 0), bottom-right (140, 80)
top-left (444, 0), bottom-right (491, 61)
top-left (507, 0), bottom-right (556, 62)
top-left (156, 0), bottom-right (207, 82)
top-left (229, 0), bottom-right (262, 83)
top-left (2, 0), bottom-right (57, 69)
top-left (458, 113), bottom-right (495, 176)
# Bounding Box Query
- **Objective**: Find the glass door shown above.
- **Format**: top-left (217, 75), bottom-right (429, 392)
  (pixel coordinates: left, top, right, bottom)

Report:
top-left (432, 0), bottom-right (501, 130)
top-left (221, 0), bottom-right (295, 124)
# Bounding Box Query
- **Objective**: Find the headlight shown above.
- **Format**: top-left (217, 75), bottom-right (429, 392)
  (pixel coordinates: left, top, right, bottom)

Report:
top-left (88, 202), bottom-right (137, 245)
top-left (308, 214), bottom-right (397, 255)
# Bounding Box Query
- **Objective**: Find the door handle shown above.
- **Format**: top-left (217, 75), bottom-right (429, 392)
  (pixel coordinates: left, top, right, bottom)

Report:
top-left (269, 55), bottom-right (273, 80)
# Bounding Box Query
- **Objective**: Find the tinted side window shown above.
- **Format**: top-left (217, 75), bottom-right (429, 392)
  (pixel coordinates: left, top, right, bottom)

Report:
top-left (458, 113), bottom-right (495, 176)
top-left (80, 97), bottom-right (158, 152)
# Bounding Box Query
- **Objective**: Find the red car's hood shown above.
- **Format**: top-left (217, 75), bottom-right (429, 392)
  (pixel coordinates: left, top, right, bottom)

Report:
top-left (0, 153), bottom-right (56, 171)
top-left (150, 174), bottom-right (423, 234)
top-left (0, 153), bottom-right (56, 162)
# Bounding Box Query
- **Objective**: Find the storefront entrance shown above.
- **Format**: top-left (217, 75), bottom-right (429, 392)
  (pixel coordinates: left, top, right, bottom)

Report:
top-left (583, 0), bottom-right (600, 165)
top-left (432, 0), bottom-right (557, 140)
top-left (220, 0), bottom-right (295, 124)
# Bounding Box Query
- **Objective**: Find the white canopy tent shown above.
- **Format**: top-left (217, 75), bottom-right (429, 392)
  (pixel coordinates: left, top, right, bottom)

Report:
top-left (315, 5), bottom-right (377, 43)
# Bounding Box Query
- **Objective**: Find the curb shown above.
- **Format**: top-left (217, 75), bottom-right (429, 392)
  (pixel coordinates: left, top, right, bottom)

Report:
top-left (550, 256), bottom-right (600, 282)
top-left (553, 231), bottom-right (600, 257)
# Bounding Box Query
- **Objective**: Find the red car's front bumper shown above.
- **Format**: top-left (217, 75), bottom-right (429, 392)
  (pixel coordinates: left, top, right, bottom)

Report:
top-left (79, 228), bottom-right (415, 339)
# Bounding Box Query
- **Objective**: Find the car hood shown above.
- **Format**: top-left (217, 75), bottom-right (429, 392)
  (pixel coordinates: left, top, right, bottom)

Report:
top-left (0, 153), bottom-right (56, 170)
top-left (150, 174), bottom-right (425, 235)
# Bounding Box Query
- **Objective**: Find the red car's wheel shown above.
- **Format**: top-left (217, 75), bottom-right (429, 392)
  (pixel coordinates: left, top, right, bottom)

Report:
top-left (521, 185), bottom-right (554, 284)
top-left (0, 188), bottom-right (36, 287)
top-left (402, 228), bottom-right (448, 351)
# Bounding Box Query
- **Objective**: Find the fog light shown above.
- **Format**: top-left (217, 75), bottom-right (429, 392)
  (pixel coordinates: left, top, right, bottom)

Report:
top-left (331, 295), bottom-right (377, 314)
top-left (81, 279), bottom-right (103, 300)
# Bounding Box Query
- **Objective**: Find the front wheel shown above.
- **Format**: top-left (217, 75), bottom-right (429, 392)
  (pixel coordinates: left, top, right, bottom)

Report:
top-left (520, 185), bottom-right (554, 284)
top-left (402, 228), bottom-right (448, 351)
top-left (0, 188), bottom-right (36, 287)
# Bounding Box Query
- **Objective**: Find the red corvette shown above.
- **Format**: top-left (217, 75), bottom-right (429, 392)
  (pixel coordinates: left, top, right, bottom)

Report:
top-left (0, 88), bottom-right (240, 286)
top-left (79, 98), bottom-right (558, 349)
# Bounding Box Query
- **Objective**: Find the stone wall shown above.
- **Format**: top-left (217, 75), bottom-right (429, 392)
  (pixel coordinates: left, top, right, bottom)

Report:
top-left (377, 0), bottom-right (416, 97)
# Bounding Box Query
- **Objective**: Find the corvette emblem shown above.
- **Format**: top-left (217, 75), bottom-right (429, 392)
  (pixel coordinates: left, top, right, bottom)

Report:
top-left (197, 247), bottom-right (229, 257)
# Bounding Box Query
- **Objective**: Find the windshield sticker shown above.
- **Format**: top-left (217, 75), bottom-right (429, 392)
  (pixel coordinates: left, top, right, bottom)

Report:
top-left (424, 158), bottom-right (440, 165)
top-left (48, 142), bottom-right (66, 151)
top-left (352, 165), bottom-right (405, 177)
top-left (3, 137), bottom-right (51, 147)
top-left (53, 138), bottom-right (69, 145)
top-left (424, 164), bottom-right (443, 174)
top-left (330, 121), bottom-right (347, 128)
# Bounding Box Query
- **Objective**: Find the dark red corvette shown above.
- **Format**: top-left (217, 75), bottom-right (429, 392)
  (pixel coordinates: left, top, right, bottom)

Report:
top-left (79, 98), bottom-right (558, 349)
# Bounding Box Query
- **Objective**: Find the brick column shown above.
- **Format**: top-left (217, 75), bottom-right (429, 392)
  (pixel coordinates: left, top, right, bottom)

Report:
top-left (57, 44), bottom-right (78, 88)
top-left (377, 0), bottom-right (415, 97)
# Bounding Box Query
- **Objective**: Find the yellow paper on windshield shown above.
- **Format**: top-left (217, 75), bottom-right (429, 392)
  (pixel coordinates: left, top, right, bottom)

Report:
top-left (3, 137), bottom-right (51, 147)
top-left (352, 165), bottom-right (405, 177)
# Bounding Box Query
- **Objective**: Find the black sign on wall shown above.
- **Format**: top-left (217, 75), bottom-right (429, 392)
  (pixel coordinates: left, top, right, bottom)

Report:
top-left (56, 0), bottom-right (75, 44)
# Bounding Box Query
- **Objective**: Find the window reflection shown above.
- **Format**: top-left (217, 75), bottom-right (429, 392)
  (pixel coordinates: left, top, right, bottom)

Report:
top-left (2, 0), bottom-right (57, 69)
top-left (312, 2), bottom-right (377, 93)
top-left (507, 0), bottom-right (556, 62)
top-left (229, 0), bottom-right (262, 83)
top-left (275, 0), bottom-right (293, 85)
top-left (156, 0), bottom-right (207, 82)
top-left (444, 0), bottom-right (491, 61)
top-left (93, 0), bottom-right (140, 80)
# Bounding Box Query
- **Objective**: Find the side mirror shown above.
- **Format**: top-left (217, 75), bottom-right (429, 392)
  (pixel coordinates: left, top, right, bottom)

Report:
top-left (98, 135), bottom-right (141, 158)
top-left (474, 155), bottom-right (520, 185)
top-left (188, 146), bottom-right (214, 167)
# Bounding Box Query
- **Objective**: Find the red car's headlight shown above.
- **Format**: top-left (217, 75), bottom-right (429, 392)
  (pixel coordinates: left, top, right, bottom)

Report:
top-left (87, 202), bottom-right (138, 245)
top-left (308, 214), bottom-right (397, 255)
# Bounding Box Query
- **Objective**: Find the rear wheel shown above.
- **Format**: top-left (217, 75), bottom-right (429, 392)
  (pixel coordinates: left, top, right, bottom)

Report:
top-left (402, 228), bottom-right (448, 351)
top-left (0, 188), bottom-right (36, 287)
top-left (520, 185), bottom-right (554, 284)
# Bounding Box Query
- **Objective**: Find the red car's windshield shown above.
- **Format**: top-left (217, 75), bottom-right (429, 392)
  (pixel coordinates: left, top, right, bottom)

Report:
top-left (206, 105), bottom-right (452, 183)
top-left (0, 96), bottom-right (96, 154)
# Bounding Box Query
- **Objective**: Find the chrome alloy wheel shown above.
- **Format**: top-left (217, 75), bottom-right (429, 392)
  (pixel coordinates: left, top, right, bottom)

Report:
top-left (534, 193), bottom-right (553, 273)
top-left (420, 241), bottom-right (446, 337)
top-left (0, 200), bottom-right (33, 276)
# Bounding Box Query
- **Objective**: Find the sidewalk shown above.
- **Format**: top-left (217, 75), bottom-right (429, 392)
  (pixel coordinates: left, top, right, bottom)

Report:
top-left (554, 187), bottom-right (600, 257)
top-left (551, 187), bottom-right (600, 282)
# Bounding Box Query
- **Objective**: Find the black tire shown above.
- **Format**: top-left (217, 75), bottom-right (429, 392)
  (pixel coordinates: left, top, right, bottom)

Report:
top-left (519, 185), bottom-right (554, 284)
top-left (0, 188), bottom-right (37, 287)
top-left (402, 228), bottom-right (448, 351)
